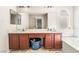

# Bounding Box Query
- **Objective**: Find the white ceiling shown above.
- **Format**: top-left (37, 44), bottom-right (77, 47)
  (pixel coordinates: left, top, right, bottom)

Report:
top-left (18, 6), bottom-right (55, 14)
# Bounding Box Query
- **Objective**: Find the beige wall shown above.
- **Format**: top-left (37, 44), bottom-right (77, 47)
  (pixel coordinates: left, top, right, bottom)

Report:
top-left (0, 6), bottom-right (17, 52)
top-left (0, 6), bottom-right (29, 52)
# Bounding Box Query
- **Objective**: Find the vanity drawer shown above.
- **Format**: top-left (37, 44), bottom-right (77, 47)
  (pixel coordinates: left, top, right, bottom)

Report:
top-left (29, 33), bottom-right (45, 38)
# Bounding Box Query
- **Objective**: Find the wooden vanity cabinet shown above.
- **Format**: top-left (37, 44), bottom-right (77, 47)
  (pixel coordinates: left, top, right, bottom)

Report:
top-left (9, 34), bottom-right (19, 50)
top-left (19, 34), bottom-right (29, 49)
top-left (54, 33), bottom-right (62, 49)
top-left (9, 33), bottom-right (62, 50)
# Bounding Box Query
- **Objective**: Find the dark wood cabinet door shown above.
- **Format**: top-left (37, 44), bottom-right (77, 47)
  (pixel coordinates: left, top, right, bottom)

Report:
top-left (45, 34), bottom-right (52, 48)
top-left (9, 34), bottom-right (19, 50)
top-left (54, 33), bottom-right (62, 49)
top-left (51, 34), bottom-right (54, 48)
top-left (19, 34), bottom-right (29, 49)
top-left (29, 33), bottom-right (45, 38)
top-left (9, 34), bottom-right (12, 49)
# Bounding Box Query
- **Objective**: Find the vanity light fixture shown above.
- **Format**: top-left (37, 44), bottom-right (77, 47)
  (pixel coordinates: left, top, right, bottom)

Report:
top-left (18, 6), bottom-right (30, 8)
top-left (44, 6), bottom-right (54, 8)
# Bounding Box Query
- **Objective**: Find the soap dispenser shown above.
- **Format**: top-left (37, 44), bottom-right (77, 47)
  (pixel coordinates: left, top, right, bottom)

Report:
top-left (53, 28), bottom-right (56, 32)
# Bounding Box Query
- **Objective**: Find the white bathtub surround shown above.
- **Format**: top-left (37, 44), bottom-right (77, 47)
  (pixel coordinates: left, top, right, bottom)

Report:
top-left (74, 7), bottom-right (79, 38)
top-left (62, 36), bottom-right (79, 52)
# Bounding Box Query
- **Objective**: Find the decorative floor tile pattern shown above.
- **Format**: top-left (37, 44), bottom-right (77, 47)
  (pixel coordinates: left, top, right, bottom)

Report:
top-left (10, 48), bottom-right (62, 53)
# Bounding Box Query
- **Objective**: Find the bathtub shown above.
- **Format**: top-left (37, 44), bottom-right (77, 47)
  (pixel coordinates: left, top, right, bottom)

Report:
top-left (63, 36), bottom-right (79, 52)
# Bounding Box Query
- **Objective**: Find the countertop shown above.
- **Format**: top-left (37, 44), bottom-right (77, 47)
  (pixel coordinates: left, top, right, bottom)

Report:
top-left (8, 29), bottom-right (61, 33)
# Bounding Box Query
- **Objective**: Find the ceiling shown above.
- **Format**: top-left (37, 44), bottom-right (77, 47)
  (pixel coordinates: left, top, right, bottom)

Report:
top-left (17, 6), bottom-right (55, 14)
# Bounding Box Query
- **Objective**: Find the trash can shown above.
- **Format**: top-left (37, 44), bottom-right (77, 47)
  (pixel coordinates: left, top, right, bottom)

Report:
top-left (31, 38), bottom-right (41, 50)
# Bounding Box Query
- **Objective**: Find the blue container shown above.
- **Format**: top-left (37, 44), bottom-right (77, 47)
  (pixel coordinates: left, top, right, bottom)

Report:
top-left (31, 39), bottom-right (41, 50)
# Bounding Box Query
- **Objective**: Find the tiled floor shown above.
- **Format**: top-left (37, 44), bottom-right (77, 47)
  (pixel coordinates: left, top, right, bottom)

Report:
top-left (10, 48), bottom-right (62, 53)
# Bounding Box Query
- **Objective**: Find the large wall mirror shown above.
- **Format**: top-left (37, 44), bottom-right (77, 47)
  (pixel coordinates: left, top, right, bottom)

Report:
top-left (10, 9), bottom-right (21, 25)
top-left (29, 14), bottom-right (47, 29)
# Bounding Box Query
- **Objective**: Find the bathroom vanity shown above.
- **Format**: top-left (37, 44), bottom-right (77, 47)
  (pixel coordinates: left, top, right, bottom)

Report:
top-left (8, 30), bottom-right (62, 50)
